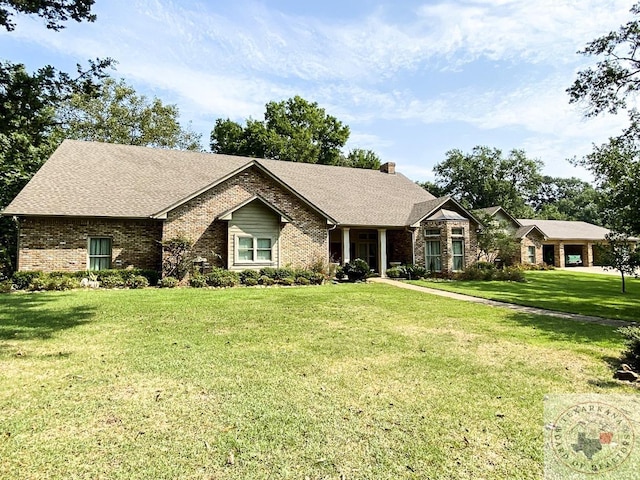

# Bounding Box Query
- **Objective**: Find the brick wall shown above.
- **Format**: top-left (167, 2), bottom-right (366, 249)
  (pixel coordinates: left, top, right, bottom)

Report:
top-left (163, 166), bottom-right (328, 270)
top-left (17, 217), bottom-right (162, 271)
top-left (386, 229), bottom-right (413, 265)
top-left (519, 232), bottom-right (544, 264)
top-left (415, 219), bottom-right (478, 273)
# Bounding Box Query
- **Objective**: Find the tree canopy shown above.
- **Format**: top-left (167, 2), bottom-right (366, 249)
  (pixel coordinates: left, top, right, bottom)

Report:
top-left (426, 146), bottom-right (542, 217)
top-left (210, 95), bottom-right (381, 169)
top-left (0, 0), bottom-right (96, 31)
top-left (568, 2), bottom-right (640, 235)
top-left (59, 77), bottom-right (202, 151)
top-left (531, 176), bottom-right (603, 225)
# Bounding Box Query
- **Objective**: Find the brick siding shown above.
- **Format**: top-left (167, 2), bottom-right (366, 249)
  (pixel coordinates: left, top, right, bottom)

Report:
top-left (415, 219), bottom-right (478, 273)
top-left (163, 166), bottom-right (328, 270)
top-left (17, 217), bottom-right (162, 271)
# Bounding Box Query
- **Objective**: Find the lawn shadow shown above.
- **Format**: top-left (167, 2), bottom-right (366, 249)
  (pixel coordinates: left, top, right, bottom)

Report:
top-left (499, 309), bottom-right (620, 345)
top-left (0, 293), bottom-right (96, 343)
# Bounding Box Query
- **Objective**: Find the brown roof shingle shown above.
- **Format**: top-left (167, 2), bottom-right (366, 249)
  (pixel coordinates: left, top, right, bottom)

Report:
top-left (3, 140), bottom-right (436, 227)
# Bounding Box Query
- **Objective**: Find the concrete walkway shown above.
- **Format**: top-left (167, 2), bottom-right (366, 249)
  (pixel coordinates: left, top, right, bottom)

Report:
top-left (369, 277), bottom-right (635, 327)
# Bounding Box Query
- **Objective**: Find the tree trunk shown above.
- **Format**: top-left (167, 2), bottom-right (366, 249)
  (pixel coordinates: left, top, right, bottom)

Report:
top-left (621, 271), bottom-right (626, 293)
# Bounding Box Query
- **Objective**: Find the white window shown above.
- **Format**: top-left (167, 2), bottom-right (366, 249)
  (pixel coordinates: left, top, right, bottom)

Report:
top-left (89, 237), bottom-right (112, 270)
top-left (527, 246), bottom-right (536, 264)
top-left (236, 236), bottom-right (273, 263)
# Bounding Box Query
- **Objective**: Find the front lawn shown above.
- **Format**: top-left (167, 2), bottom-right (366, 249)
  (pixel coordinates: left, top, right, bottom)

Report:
top-left (409, 270), bottom-right (640, 322)
top-left (0, 284), bottom-right (634, 479)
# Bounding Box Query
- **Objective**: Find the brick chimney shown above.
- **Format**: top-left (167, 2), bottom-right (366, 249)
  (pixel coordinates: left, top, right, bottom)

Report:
top-left (380, 162), bottom-right (396, 174)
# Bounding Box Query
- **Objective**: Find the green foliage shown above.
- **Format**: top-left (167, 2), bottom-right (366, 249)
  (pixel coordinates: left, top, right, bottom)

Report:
top-left (309, 272), bottom-right (325, 285)
top-left (159, 276), bottom-right (179, 288)
top-left (568, 3), bottom-right (640, 235)
top-left (0, 58), bottom-right (112, 275)
top-left (343, 148), bottom-right (381, 169)
top-left (258, 275), bottom-right (275, 286)
top-left (0, 279), bottom-right (12, 293)
top-left (429, 146), bottom-right (541, 217)
top-left (1, 0), bottom-right (96, 32)
top-left (295, 276), bottom-right (310, 286)
top-left (456, 265), bottom-right (526, 282)
top-left (403, 264), bottom-right (428, 280)
top-left (475, 213), bottom-right (520, 265)
top-left (161, 236), bottom-right (193, 280)
top-left (279, 277), bottom-right (295, 286)
top-left (188, 274), bottom-right (207, 288)
top-left (205, 268), bottom-right (239, 288)
top-left (239, 269), bottom-right (261, 285)
top-left (59, 78), bottom-right (202, 151)
top-left (126, 275), bottom-right (149, 289)
top-left (596, 232), bottom-right (640, 293)
top-left (343, 258), bottom-right (370, 282)
top-left (210, 96), bottom-right (381, 169)
top-left (244, 277), bottom-right (258, 286)
top-left (385, 266), bottom-right (404, 279)
top-left (99, 274), bottom-right (124, 289)
top-left (617, 326), bottom-right (640, 371)
top-left (11, 271), bottom-right (44, 290)
top-left (10, 268), bottom-right (158, 290)
top-left (532, 176), bottom-right (603, 224)
top-left (258, 267), bottom-right (278, 279)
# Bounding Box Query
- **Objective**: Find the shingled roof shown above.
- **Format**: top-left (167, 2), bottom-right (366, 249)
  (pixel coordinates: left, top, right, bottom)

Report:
top-left (518, 219), bottom-right (611, 241)
top-left (3, 140), bottom-right (436, 227)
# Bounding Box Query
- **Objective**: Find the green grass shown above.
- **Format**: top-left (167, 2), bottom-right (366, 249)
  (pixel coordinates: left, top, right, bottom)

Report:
top-left (409, 270), bottom-right (640, 322)
top-left (0, 284), bottom-right (634, 479)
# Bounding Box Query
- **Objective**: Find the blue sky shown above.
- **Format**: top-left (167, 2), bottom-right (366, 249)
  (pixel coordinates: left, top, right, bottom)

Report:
top-left (1, 0), bottom-right (635, 182)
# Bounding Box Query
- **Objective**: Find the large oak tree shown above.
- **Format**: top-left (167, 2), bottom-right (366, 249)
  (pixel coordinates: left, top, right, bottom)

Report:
top-left (568, 2), bottom-right (640, 235)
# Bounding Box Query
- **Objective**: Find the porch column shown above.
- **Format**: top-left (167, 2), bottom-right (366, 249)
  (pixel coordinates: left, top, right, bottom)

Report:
top-left (557, 242), bottom-right (565, 268)
top-left (342, 227), bottom-right (350, 264)
top-left (585, 243), bottom-right (594, 267)
top-left (378, 228), bottom-right (387, 277)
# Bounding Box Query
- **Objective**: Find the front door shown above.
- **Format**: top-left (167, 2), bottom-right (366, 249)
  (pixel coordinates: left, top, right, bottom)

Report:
top-left (351, 231), bottom-right (378, 271)
top-left (543, 245), bottom-right (555, 266)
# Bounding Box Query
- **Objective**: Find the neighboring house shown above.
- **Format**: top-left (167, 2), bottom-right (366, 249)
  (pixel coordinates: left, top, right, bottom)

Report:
top-left (474, 206), bottom-right (546, 265)
top-left (477, 205), bottom-right (616, 267)
top-left (3, 140), bottom-right (482, 276)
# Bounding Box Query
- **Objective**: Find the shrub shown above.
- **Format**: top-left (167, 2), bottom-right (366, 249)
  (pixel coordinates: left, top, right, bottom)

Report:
top-left (100, 274), bottom-right (125, 289)
top-left (343, 258), bottom-right (370, 282)
top-left (127, 275), bottom-right (149, 289)
top-left (618, 326), bottom-right (640, 371)
top-left (274, 268), bottom-right (296, 281)
top-left (29, 276), bottom-right (48, 291)
top-left (259, 267), bottom-right (278, 279)
top-left (404, 264), bottom-right (427, 280)
top-left (259, 275), bottom-right (275, 286)
top-left (12, 271), bottom-right (43, 290)
top-left (46, 276), bottom-right (79, 291)
top-left (205, 269), bottom-right (239, 288)
top-left (239, 269), bottom-right (260, 285)
top-left (499, 266), bottom-right (526, 282)
top-left (386, 266), bottom-right (404, 279)
top-left (295, 276), bottom-right (310, 285)
top-left (159, 276), bottom-right (179, 288)
top-left (280, 277), bottom-right (295, 286)
top-left (309, 272), bottom-right (325, 285)
top-left (293, 269), bottom-right (313, 281)
top-left (0, 280), bottom-right (12, 293)
top-left (244, 277), bottom-right (258, 286)
top-left (189, 274), bottom-right (207, 288)
top-left (335, 266), bottom-right (345, 280)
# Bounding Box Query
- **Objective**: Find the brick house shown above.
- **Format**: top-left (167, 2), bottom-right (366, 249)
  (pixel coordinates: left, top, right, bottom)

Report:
top-left (476, 205), bottom-right (618, 267)
top-left (3, 140), bottom-right (482, 276)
